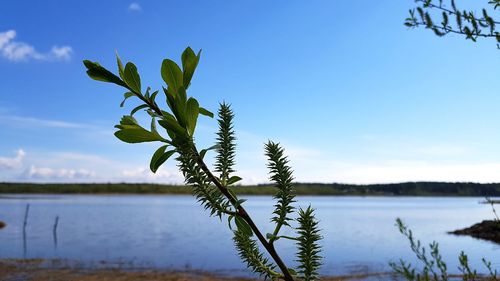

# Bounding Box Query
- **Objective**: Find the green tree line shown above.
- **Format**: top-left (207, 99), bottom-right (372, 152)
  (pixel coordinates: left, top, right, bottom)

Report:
top-left (1, 182), bottom-right (500, 196)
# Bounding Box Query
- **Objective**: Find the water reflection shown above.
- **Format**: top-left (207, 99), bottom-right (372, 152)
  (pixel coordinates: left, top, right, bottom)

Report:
top-left (0, 195), bottom-right (498, 275)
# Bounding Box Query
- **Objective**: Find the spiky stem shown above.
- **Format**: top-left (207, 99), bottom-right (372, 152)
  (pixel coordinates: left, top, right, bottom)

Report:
top-left (195, 150), bottom-right (295, 281)
top-left (296, 206), bottom-right (322, 281)
top-left (265, 141), bottom-right (296, 244)
top-left (215, 102), bottom-right (236, 184)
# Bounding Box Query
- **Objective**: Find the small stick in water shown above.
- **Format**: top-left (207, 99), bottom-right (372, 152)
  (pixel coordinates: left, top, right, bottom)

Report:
top-left (23, 204), bottom-right (30, 230)
top-left (53, 216), bottom-right (59, 248)
top-left (23, 204), bottom-right (30, 257)
top-left (0, 221), bottom-right (6, 229)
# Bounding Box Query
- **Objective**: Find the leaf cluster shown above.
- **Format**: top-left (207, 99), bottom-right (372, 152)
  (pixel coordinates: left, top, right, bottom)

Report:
top-left (390, 218), bottom-right (498, 281)
top-left (405, 0), bottom-right (500, 48)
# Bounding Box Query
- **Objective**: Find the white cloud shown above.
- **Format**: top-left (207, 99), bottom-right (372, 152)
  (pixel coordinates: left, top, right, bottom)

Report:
top-left (326, 161), bottom-right (500, 184)
top-left (417, 144), bottom-right (470, 156)
top-left (25, 165), bottom-right (96, 180)
top-left (227, 129), bottom-right (500, 184)
top-left (0, 149), bottom-right (25, 170)
top-left (0, 148), bottom-right (182, 183)
top-left (0, 30), bottom-right (72, 62)
top-left (0, 115), bottom-right (89, 129)
top-left (50, 46), bottom-right (73, 60)
top-left (121, 166), bottom-right (184, 184)
top-left (0, 114), bottom-right (115, 142)
top-left (128, 3), bottom-right (142, 11)
top-left (0, 30), bottom-right (16, 48)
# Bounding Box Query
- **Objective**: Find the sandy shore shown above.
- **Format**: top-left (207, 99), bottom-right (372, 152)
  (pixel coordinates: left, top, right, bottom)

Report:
top-left (0, 259), bottom-right (393, 281)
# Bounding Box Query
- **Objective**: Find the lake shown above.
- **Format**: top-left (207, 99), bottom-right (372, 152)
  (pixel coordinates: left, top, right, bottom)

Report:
top-left (0, 195), bottom-right (498, 276)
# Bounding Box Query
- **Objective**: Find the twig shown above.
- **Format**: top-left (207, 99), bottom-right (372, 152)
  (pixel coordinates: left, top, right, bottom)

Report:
top-left (53, 216), bottom-right (59, 248)
top-left (22, 204), bottom-right (30, 257)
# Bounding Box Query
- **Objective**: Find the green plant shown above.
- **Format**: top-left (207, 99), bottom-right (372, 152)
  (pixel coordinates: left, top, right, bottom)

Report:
top-left (405, 0), bottom-right (500, 48)
top-left (390, 218), bottom-right (498, 281)
top-left (83, 47), bottom-right (322, 281)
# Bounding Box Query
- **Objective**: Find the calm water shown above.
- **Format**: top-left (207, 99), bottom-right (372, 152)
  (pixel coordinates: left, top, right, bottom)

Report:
top-left (0, 195), bottom-right (498, 276)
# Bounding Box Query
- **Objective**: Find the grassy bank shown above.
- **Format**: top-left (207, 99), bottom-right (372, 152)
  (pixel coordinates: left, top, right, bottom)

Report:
top-left (1, 182), bottom-right (500, 196)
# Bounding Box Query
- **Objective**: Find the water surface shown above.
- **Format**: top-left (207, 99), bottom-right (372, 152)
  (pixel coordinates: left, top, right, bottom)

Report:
top-left (0, 195), bottom-right (498, 276)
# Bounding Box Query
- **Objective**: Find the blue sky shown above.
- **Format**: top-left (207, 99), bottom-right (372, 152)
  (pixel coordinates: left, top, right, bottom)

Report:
top-left (0, 1), bottom-right (499, 184)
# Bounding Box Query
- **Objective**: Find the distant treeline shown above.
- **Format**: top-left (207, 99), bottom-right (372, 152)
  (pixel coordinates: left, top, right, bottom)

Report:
top-left (1, 182), bottom-right (500, 196)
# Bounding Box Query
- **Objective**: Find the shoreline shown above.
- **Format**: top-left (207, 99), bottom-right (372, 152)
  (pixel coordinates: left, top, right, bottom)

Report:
top-left (0, 259), bottom-right (394, 281)
top-left (1, 182), bottom-right (500, 197)
top-left (449, 220), bottom-right (500, 244)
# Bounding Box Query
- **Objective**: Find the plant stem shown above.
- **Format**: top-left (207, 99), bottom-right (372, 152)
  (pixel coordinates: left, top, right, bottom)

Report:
top-left (195, 152), bottom-right (295, 281)
top-left (413, 22), bottom-right (499, 38)
top-left (414, 0), bottom-right (500, 25)
top-left (138, 93), bottom-right (295, 280)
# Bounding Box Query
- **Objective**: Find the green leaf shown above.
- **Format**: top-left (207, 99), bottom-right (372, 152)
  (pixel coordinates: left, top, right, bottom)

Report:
top-left (228, 215), bottom-right (234, 230)
top-left (199, 107), bottom-right (214, 118)
top-left (119, 115), bottom-right (138, 126)
top-left (154, 150), bottom-right (175, 171)
top-left (199, 149), bottom-right (208, 159)
top-left (199, 144), bottom-right (220, 159)
top-left (149, 90), bottom-right (159, 103)
top-left (120, 92), bottom-right (134, 107)
top-left (158, 117), bottom-right (186, 136)
top-left (161, 110), bottom-right (177, 121)
top-left (115, 51), bottom-right (125, 80)
top-left (83, 60), bottom-right (127, 87)
top-left (130, 104), bottom-right (148, 116)
top-left (144, 87), bottom-right (151, 99)
top-left (177, 86), bottom-right (187, 104)
top-left (123, 62), bottom-right (141, 94)
top-left (181, 47), bottom-right (200, 89)
top-left (114, 128), bottom-right (160, 143)
top-left (172, 93), bottom-right (187, 127)
top-left (150, 145), bottom-right (167, 172)
top-left (235, 216), bottom-right (253, 237)
top-left (227, 176), bottom-right (242, 185)
top-left (161, 59), bottom-right (183, 93)
top-left (150, 117), bottom-right (162, 139)
top-left (186, 97), bottom-right (199, 136)
top-left (114, 115), bottom-right (162, 143)
top-left (163, 86), bottom-right (176, 112)
top-left (150, 145), bottom-right (175, 173)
